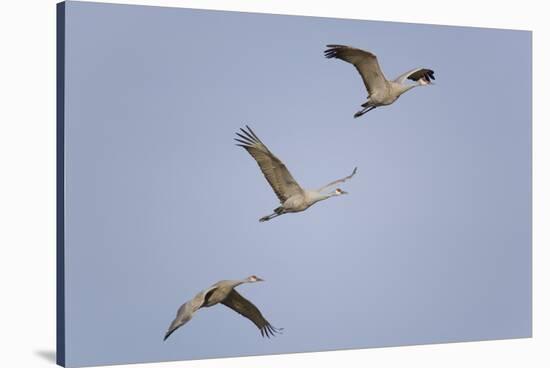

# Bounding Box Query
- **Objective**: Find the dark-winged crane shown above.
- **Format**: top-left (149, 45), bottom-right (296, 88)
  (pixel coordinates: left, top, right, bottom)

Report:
top-left (164, 275), bottom-right (281, 340)
top-left (324, 44), bottom-right (436, 118)
top-left (235, 125), bottom-right (357, 222)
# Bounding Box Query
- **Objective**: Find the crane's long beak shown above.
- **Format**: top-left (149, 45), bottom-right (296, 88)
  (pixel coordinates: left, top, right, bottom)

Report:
top-left (256, 277), bottom-right (265, 282)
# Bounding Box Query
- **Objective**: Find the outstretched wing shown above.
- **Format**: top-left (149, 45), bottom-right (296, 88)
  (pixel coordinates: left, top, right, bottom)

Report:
top-left (317, 167), bottom-right (357, 192)
top-left (394, 68), bottom-right (436, 84)
top-left (324, 44), bottom-right (389, 96)
top-left (163, 286), bottom-right (216, 341)
top-left (235, 125), bottom-right (303, 203)
top-left (222, 290), bottom-right (282, 338)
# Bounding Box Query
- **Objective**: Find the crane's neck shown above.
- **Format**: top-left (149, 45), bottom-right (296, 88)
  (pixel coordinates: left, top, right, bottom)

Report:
top-left (307, 190), bottom-right (337, 204)
top-left (393, 82), bottom-right (418, 96)
top-left (227, 279), bottom-right (248, 288)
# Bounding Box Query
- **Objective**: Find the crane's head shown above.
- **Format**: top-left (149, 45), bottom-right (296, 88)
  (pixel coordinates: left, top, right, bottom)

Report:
top-left (418, 77), bottom-right (431, 86)
top-left (247, 275), bottom-right (265, 282)
top-left (418, 70), bottom-right (436, 86)
top-left (334, 188), bottom-right (348, 195)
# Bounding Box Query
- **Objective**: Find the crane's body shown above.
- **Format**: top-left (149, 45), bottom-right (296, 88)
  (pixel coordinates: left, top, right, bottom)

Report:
top-left (283, 190), bottom-right (329, 212)
top-left (367, 81), bottom-right (414, 106)
top-left (267, 189), bottom-right (343, 221)
top-left (234, 125), bottom-right (357, 222)
top-left (324, 44), bottom-right (435, 118)
top-left (164, 275), bottom-right (281, 340)
top-left (200, 280), bottom-right (241, 307)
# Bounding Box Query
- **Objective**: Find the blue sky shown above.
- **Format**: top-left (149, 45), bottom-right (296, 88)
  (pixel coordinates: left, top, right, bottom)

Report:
top-left (63, 1), bottom-right (531, 366)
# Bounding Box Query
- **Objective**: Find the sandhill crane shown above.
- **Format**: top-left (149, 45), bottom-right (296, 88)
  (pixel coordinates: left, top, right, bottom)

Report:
top-left (164, 275), bottom-right (281, 340)
top-left (235, 125), bottom-right (357, 222)
top-left (324, 44), bottom-right (436, 118)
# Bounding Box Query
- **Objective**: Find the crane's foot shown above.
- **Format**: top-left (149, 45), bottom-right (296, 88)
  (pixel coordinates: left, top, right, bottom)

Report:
top-left (259, 212), bottom-right (282, 222)
top-left (354, 106), bottom-right (376, 118)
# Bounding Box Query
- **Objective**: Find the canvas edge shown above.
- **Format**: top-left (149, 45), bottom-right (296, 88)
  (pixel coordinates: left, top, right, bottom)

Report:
top-left (56, 1), bottom-right (66, 367)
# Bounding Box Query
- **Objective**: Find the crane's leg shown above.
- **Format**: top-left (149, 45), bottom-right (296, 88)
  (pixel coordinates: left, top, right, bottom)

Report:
top-left (259, 213), bottom-right (281, 222)
top-left (354, 106), bottom-right (376, 118)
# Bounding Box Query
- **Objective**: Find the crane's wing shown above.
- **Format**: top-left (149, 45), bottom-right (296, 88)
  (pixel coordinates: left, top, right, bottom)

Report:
top-left (222, 289), bottom-right (282, 338)
top-left (235, 125), bottom-right (303, 203)
top-left (393, 68), bottom-right (436, 84)
top-left (317, 167), bottom-right (357, 192)
top-left (324, 44), bottom-right (388, 96)
top-left (163, 286), bottom-right (217, 341)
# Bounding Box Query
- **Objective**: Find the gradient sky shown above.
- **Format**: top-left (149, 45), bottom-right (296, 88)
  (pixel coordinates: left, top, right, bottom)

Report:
top-left (62, 1), bottom-right (532, 367)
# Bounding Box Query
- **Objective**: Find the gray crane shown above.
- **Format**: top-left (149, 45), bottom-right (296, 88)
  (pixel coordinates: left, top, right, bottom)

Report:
top-left (324, 44), bottom-right (436, 118)
top-left (164, 275), bottom-right (281, 340)
top-left (235, 125), bottom-right (357, 222)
